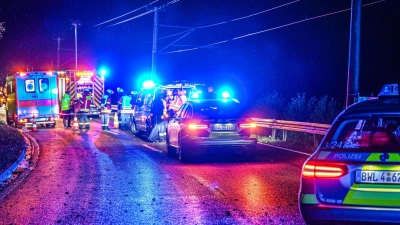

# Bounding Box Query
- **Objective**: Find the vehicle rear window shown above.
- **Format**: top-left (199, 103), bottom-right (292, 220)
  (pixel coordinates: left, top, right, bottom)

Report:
top-left (193, 101), bottom-right (248, 119)
top-left (322, 117), bottom-right (400, 151)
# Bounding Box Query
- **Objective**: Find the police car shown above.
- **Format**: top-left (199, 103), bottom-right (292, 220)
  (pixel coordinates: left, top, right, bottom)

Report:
top-left (166, 98), bottom-right (257, 162)
top-left (299, 84), bottom-right (400, 224)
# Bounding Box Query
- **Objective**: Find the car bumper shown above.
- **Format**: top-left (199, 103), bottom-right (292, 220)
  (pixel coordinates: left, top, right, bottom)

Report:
top-left (300, 203), bottom-right (400, 224)
top-left (183, 138), bottom-right (257, 153)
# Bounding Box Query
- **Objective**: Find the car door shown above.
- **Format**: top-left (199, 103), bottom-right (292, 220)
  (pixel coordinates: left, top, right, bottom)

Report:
top-left (168, 103), bottom-right (188, 146)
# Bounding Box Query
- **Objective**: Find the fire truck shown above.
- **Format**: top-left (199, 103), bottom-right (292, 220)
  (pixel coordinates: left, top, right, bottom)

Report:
top-left (5, 71), bottom-right (59, 128)
top-left (58, 70), bottom-right (104, 117)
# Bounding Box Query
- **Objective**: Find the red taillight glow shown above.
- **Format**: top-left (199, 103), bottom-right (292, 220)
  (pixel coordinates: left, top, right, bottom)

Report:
top-left (188, 124), bottom-right (209, 130)
top-left (239, 123), bottom-right (257, 128)
top-left (302, 161), bottom-right (347, 178)
top-left (19, 72), bottom-right (26, 77)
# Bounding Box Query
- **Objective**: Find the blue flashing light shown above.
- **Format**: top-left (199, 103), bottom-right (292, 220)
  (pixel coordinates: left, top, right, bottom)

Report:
top-left (379, 84), bottom-right (399, 97)
top-left (192, 92), bottom-right (200, 99)
top-left (142, 80), bottom-right (156, 89)
top-left (221, 91), bottom-right (231, 98)
top-left (100, 69), bottom-right (107, 76)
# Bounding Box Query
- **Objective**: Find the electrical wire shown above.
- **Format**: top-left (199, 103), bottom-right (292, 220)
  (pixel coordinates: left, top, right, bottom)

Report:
top-left (197, 0), bottom-right (300, 29)
top-left (107, 10), bottom-right (154, 27)
top-left (92, 0), bottom-right (158, 27)
top-left (105, 0), bottom-right (182, 27)
top-left (161, 0), bottom-right (386, 54)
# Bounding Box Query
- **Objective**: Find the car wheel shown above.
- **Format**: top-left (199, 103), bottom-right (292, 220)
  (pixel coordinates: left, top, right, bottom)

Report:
top-left (46, 124), bottom-right (51, 128)
top-left (131, 122), bottom-right (139, 135)
top-left (178, 135), bottom-right (191, 163)
top-left (51, 122), bottom-right (56, 128)
top-left (166, 132), bottom-right (176, 157)
top-left (167, 143), bottom-right (176, 157)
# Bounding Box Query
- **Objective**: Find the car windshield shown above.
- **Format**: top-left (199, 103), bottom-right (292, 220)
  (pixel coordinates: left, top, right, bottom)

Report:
top-left (193, 100), bottom-right (248, 119)
top-left (321, 117), bottom-right (400, 151)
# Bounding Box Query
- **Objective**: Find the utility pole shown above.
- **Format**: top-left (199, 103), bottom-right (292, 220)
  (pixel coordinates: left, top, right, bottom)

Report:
top-left (151, 7), bottom-right (159, 80)
top-left (72, 21), bottom-right (80, 73)
top-left (346, 0), bottom-right (362, 107)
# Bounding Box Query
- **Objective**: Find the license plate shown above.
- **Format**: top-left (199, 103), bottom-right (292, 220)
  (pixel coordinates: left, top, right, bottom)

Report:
top-left (213, 125), bottom-right (236, 131)
top-left (35, 118), bottom-right (47, 121)
top-left (355, 170), bottom-right (400, 184)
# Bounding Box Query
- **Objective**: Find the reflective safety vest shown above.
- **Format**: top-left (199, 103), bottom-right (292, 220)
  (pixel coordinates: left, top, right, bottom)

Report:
top-left (121, 95), bottom-right (132, 110)
top-left (101, 94), bottom-right (112, 113)
top-left (61, 94), bottom-right (71, 111)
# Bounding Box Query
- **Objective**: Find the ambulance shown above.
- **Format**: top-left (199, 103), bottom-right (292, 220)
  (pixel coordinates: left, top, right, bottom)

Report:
top-left (5, 71), bottom-right (59, 128)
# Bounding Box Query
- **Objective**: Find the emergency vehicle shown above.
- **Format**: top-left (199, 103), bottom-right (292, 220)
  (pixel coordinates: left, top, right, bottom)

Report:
top-left (299, 83), bottom-right (400, 224)
top-left (5, 71), bottom-right (59, 128)
top-left (58, 70), bottom-right (104, 117)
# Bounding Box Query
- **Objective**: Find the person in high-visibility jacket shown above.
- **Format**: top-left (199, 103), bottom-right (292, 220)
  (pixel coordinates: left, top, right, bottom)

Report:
top-left (61, 90), bottom-right (72, 128)
top-left (100, 89), bottom-right (113, 131)
top-left (168, 89), bottom-right (183, 114)
top-left (79, 88), bottom-right (92, 130)
top-left (118, 91), bottom-right (132, 130)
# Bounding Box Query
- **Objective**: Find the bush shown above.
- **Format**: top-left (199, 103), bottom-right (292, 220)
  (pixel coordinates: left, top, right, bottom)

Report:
top-left (249, 90), bottom-right (285, 119)
top-left (0, 125), bottom-right (25, 171)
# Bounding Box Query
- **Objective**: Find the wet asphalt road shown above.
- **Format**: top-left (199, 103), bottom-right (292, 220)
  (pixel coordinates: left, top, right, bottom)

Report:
top-left (0, 118), bottom-right (309, 224)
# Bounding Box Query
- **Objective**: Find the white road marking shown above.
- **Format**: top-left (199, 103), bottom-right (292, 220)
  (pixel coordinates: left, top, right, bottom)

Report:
top-left (192, 175), bottom-right (225, 197)
top-left (142, 144), bottom-right (163, 153)
top-left (258, 142), bottom-right (312, 156)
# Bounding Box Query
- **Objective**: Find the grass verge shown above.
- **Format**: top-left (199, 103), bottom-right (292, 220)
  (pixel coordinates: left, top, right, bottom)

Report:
top-left (258, 136), bottom-right (317, 155)
top-left (0, 124), bottom-right (25, 173)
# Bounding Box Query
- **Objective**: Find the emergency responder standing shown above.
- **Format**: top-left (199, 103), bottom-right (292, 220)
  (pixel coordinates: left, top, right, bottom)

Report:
top-left (116, 88), bottom-right (124, 129)
top-left (79, 88), bottom-right (92, 130)
top-left (100, 89), bottom-right (113, 131)
top-left (168, 89), bottom-right (183, 116)
top-left (149, 91), bottom-right (167, 142)
top-left (61, 90), bottom-right (72, 128)
top-left (129, 91), bottom-right (139, 124)
top-left (119, 91), bottom-right (132, 130)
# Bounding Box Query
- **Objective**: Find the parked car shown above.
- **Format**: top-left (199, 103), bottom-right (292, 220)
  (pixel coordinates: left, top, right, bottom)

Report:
top-left (299, 83), bottom-right (400, 225)
top-left (166, 99), bottom-right (257, 162)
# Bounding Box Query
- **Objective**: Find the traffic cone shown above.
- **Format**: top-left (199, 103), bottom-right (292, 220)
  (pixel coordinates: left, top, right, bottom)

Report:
top-left (113, 113), bottom-right (119, 128)
top-left (31, 119), bottom-right (38, 132)
top-left (73, 116), bottom-right (79, 130)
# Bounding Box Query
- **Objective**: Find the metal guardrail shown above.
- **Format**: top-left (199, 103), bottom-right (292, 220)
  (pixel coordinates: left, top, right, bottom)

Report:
top-left (252, 118), bottom-right (330, 135)
top-left (252, 118), bottom-right (331, 146)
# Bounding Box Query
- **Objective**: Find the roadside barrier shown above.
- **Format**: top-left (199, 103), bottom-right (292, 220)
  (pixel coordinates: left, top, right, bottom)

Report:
top-left (252, 118), bottom-right (330, 147)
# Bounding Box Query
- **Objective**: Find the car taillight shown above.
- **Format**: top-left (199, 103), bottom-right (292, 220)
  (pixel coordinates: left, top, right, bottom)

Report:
top-left (302, 161), bottom-right (348, 178)
top-left (188, 123), bottom-right (209, 130)
top-left (239, 122), bottom-right (257, 128)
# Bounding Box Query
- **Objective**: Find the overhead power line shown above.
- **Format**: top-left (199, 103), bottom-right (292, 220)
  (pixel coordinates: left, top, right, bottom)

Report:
top-left (197, 0), bottom-right (300, 29)
top-left (104, 0), bottom-right (183, 27)
top-left (92, 0), bottom-right (159, 27)
top-left (162, 0), bottom-right (386, 55)
top-left (155, 0), bottom-right (297, 43)
top-left (107, 10), bottom-right (155, 27)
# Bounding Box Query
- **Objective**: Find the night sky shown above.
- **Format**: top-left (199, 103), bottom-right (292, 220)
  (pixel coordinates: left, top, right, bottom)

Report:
top-left (1, 0), bottom-right (399, 104)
